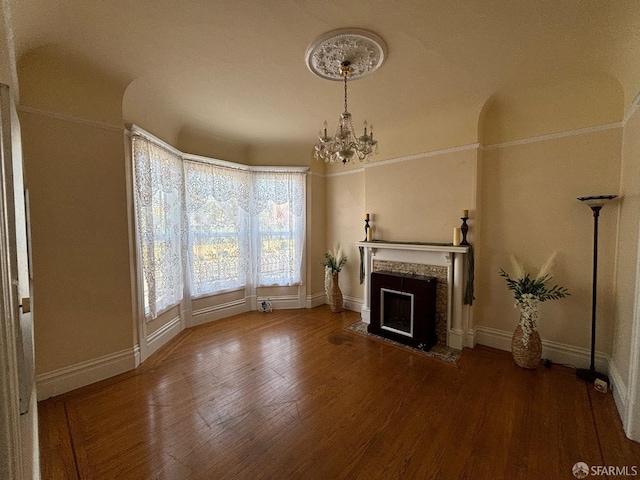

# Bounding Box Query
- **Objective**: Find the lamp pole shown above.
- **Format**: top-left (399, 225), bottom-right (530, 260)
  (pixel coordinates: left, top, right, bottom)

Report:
top-left (576, 195), bottom-right (617, 386)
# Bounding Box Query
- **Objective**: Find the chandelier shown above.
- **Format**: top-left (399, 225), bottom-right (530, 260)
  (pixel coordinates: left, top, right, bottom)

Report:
top-left (314, 61), bottom-right (377, 163)
top-left (305, 29), bottom-right (387, 164)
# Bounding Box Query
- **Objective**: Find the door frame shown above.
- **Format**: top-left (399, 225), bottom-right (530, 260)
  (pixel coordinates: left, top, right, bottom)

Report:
top-left (625, 213), bottom-right (640, 441)
top-left (0, 82), bottom-right (24, 479)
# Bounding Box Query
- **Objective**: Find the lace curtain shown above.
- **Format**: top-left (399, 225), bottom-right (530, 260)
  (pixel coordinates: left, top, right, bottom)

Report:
top-left (132, 135), bottom-right (184, 319)
top-left (184, 161), bottom-right (250, 297)
top-left (132, 131), bottom-right (306, 315)
top-left (252, 171), bottom-right (305, 286)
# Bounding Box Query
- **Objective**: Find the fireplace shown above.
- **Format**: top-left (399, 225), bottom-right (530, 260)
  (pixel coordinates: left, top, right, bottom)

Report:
top-left (356, 241), bottom-right (471, 349)
top-left (368, 271), bottom-right (437, 350)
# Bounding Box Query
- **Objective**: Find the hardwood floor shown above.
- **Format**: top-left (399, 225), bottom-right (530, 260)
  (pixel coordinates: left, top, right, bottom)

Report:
top-left (39, 307), bottom-right (640, 479)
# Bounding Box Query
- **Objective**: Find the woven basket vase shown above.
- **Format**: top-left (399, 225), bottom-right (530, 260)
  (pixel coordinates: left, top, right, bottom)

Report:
top-left (329, 273), bottom-right (343, 313)
top-left (511, 322), bottom-right (542, 369)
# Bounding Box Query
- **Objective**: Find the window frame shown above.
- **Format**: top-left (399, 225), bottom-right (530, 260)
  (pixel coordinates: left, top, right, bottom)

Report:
top-left (131, 126), bottom-right (308, 323)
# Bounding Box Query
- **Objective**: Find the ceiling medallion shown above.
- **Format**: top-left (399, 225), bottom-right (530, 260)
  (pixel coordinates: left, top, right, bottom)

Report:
top-left (306, 29), bottom-right (387, 164)
top-left (305, 28), bottom-right (387, 81)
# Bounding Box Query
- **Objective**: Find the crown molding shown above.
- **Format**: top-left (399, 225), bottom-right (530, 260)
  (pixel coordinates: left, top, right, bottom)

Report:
top-left (322, 119), bottom-right (624, 177)
top-left (368, 143), bottom-right (480, 168)
top-left (18, 105), bottom-right (123, 132)
top-left (324, 143), bottom-right (480, 177)
top-left (482, 122), bottom-right (622, 151)
top-left (623, 98), bottom-right (640, 126)
top-left (324, 166), bottom-right (366, 178)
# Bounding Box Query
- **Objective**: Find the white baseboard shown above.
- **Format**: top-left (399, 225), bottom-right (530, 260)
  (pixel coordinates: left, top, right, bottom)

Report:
top-left (146, 316), bottom-right (181, 358)
top-left (474, 325), bottom-right (609, 373)
top-left (257, 294), bottom-right (302, 310)
top-left (606, 358), bottom-right (640, 443)
top-left (133, 344), bottom-right (141, 368)
top-left (360, 306), bottom-right (371, 324)
top-left (192, 298), bottom-right (248, 326)
top-left (306, 292), bottom-right (326, 309)
top-left (343, 295), bottom-right (363, 313)
top-left (609, 359), bottom-right (628, 423)
top-left (36, 347), bottom-right (138, 400)
top-left (626, 391), bottom-right (639, 442)
top-left (20, 382), bottom-right (40, 480)
top-left (474, 325), bottom-right (512, 351)
top-left (463, 328), bottom-right (477, 348)
top-left (304, 294), bottom-right (361, 312)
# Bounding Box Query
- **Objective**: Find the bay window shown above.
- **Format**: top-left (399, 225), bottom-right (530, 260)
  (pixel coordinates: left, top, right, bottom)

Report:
top-left (184, 161), bottom-right (250, 297)
top-left (252, 171), bottom-right (305, 286)
top-left (132, 130), bottom-right (306, 319)
top-left (132, 135), bottom-right (184, 318)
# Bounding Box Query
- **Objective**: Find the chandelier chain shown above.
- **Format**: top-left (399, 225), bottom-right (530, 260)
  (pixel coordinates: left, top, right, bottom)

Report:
top-left (344, 73), bottom-right (348, 113)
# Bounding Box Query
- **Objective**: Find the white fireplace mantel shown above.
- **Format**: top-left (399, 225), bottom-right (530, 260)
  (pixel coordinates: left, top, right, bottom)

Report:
top-left (356, 241), bottom-right (474, 350)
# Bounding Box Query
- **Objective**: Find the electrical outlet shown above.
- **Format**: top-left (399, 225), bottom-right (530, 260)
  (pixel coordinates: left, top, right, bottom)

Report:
top-left (594, 378), bottom-right (608, 393)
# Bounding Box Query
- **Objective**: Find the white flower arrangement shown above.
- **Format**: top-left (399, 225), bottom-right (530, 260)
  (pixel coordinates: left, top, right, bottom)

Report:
top-left (517, 293), bottom-right (541, 347)
top-left (322, 245), bottom-right (347, 296)
top-left (500, 253), bottom-right (570, 346)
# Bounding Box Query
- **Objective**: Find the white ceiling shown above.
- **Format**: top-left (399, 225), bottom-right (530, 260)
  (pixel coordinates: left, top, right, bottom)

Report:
top-left (8, 0), bottom-right (640, 159)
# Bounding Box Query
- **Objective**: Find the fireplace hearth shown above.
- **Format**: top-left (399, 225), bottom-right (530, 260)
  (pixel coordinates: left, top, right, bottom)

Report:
top-left (368, 271), bottom-right (437, 350)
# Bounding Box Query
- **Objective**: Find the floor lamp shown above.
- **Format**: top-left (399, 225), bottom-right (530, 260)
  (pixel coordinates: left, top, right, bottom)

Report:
top-left (576, 194), bottom-right (617, 386)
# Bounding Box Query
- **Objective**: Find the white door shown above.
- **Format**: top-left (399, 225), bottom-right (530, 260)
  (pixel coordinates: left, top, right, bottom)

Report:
top-left (0, 83), bottom-right (34, 478)
top-left (627, 216), bottom-right (640, 442)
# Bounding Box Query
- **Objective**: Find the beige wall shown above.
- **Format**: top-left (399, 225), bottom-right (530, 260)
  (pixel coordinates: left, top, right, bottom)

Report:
top-left (322, 76), bottom-right (629, 364)
top-left (18, 50), bottom-right (134, 374)
top-left (19, 46), bottom-right (126, 127)
top-left (477, 128), bottom-right (622, 351)
top-left (0, 12), bottom-right (17, 93)
top-left (373, 105), bottom-right (481, 161)
top-left (176, 125), bottom-right (251, 164)
top-left (325, 170), bottom-right (365, 301)
top-left (613, 109), bottom-right (640, 383)
top-left (324, 148), bottom-right (479, 308)
top-left (480, 76), bottom-right (623, 145)
top-left (20, 111), bottom-right (134, 374)
top-left (307, 171), bottom-right (326, 297)
top-left (364, 149), bottom-right (478, 243)
top-left (122, 78), bottom-right (182, 147)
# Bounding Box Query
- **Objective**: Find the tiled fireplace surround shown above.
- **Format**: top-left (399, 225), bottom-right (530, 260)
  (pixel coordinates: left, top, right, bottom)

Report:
top-left (356, 242), bottom-right (473, 350)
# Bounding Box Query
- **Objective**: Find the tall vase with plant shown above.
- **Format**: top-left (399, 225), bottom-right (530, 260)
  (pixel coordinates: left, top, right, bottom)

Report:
top-left (500, 253), bottom-right (570, 369)
top-left (323, 246), bottom-right (347, 313)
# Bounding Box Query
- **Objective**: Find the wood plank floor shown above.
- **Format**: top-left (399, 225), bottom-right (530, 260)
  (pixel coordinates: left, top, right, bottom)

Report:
top-left (39, 306), bottom-right (640, 479)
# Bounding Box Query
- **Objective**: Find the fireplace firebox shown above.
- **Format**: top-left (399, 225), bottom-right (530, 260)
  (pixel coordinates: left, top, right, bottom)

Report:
top-left (368, 271), bottom-right (437, 350)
